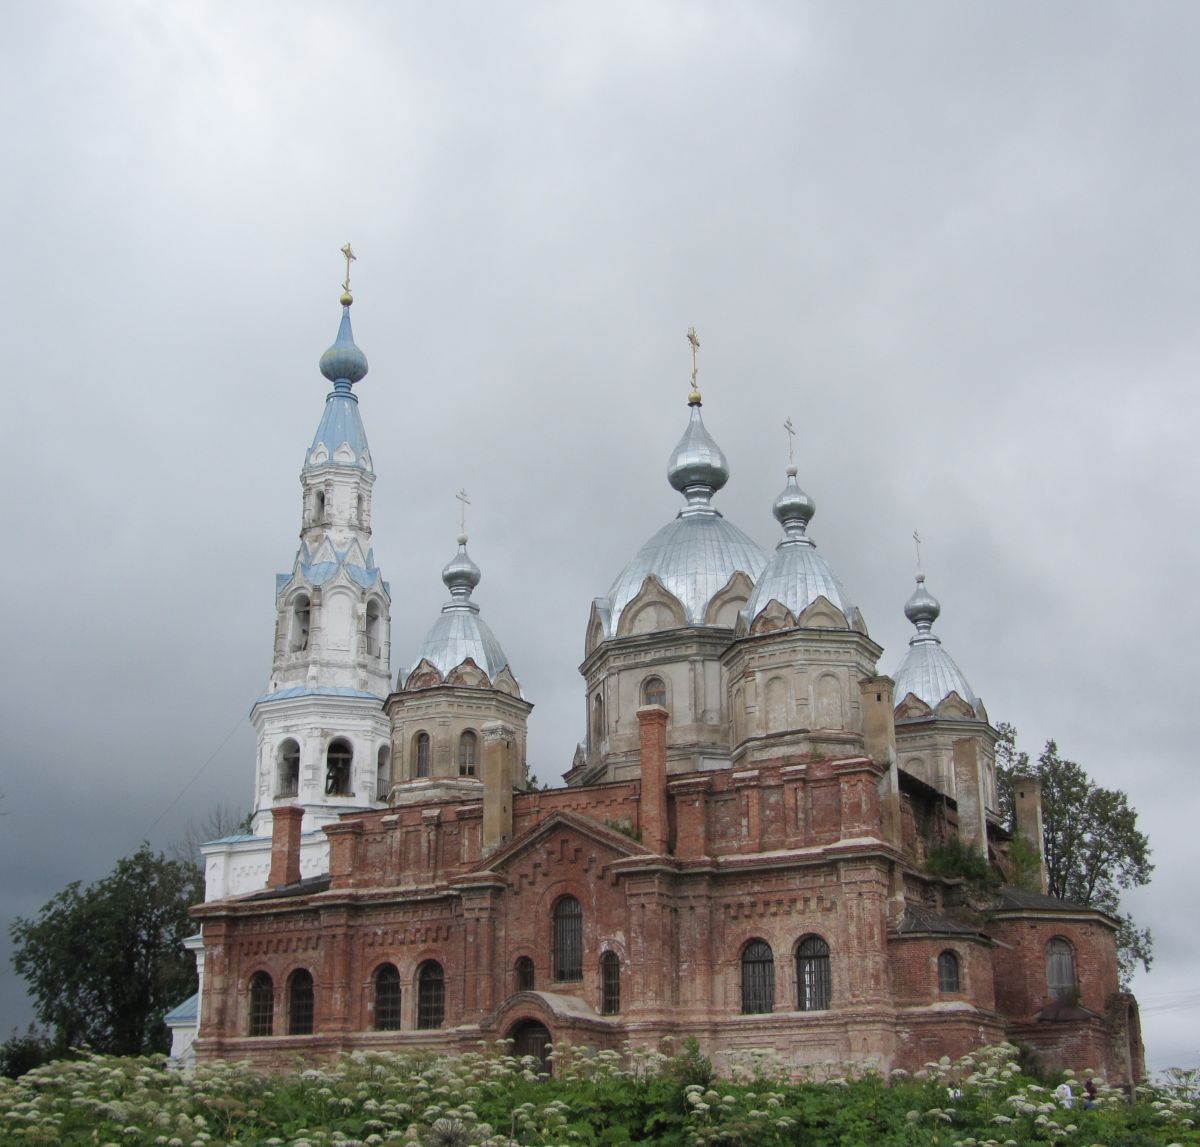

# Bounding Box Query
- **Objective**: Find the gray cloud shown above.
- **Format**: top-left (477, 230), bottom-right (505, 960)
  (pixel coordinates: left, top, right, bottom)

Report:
top-left (1, 1), bottom-right (1196, 1070)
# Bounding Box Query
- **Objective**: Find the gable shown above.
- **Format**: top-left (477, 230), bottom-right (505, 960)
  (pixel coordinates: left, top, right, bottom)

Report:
top-left (470, 810), bottom-right (648, 884)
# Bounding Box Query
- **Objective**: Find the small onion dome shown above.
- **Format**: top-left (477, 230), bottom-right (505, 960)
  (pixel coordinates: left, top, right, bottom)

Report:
top-left (904, 572), bottom-right (941, 633)
top-left (742, 465), bottom-right (859, 629)
top-left (408, 537), bottom-right (516, 688)
top-left (668, 404), bottom-right (729, 511)
top-left (891, 573), bottom-right (979, 710)
top-left (319, 306), bottom-right (369, 387)
top-left (773, 465), bottom-right (816, 539)
top-left (442, 534), bottom-right (482, 599)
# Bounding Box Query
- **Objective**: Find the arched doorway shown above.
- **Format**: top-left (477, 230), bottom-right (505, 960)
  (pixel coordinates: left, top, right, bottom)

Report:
top-left (507, 1019), bottom-right (552, 1075)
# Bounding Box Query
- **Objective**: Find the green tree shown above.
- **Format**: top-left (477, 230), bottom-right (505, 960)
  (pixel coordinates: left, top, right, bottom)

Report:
top-left (10, 844), bottom-right (201, 1055)
top-left (995, 724), bottom-right (1153, 986)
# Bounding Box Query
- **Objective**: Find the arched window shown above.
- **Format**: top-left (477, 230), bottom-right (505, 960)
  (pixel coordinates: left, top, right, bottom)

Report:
top-left (278, 739), bottom-right (300, 797)
top-left (374, 964), bottom-right (402, 1031)
top-left (415, 731), bottom-right (431, 778)
top-left (514, 956), bottom-right (535, 992)
top-left (315, 489), bottom-right (326, 522)
top-left (600, 951), bottom-right (621, 1015)
top-left (796, 935), bottom-right (831, 1011)
top-left (416, 961), bottom-right (445, 1029)
top-left (641, 676), bottom-right (667, 708)
top-left (458, 731), bottom-right (477, 777)
top-left (591, 693), bottom-right (605, 751)
top-left (289, 594), bottom-right (311, 652)
top-left (365, 600), bottom-right (382, 658)
top-left (287, 969), bottom-right (314, 1035)
top-left (553, 895), bottom-right (583, 982)
top-left (742, 939), bottom-right (774, 1014)
top-left (325, 738), bottom-right (352, 795)
top-left (356, 493), bottom-right (366, 528)
top-left (1047, 938), bottom-right (1076, 1000)
top-left (938, 949), bottom-right (961, 993)
top-left (248, 972), bottom-right (274, 1036)
top-left (376, 746), bottom-right (390, 802)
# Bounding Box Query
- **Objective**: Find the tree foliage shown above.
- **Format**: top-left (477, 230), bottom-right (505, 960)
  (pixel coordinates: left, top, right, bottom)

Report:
top-left (995, 724), bottom-right (1153, 985)
top-left (10, 844), bottom-right (201, 1056)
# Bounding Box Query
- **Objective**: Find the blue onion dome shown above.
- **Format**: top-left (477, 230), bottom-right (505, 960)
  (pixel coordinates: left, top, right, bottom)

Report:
top-left (601, 399), bottom-right (767, 637)
top-left (319, 305), bottom-right (369, 387)
top-left (443, 534), bottom-right (482, 599)
top-left (742, 465), bottom-right (860, 631)
top-left (892, 573), bottom-right (979, 710)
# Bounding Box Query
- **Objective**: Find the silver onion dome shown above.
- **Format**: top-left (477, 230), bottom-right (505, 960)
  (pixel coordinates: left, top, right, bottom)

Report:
top-left (407, 537), bottom-right (516, 688)
top-left (742, 466), bottom-right (860, 629)
top-left (891, 573), bottom-right (978, 710)
top-left (602, 402), bottom-right (767, 636)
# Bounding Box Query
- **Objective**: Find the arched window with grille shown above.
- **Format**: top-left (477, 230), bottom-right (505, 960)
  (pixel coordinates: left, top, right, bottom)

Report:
top-left (417, 961), bottom-right (445, 1029)
top-left (248, 972), bottom-right (273, 1037)
top-left (325, 738), bottom-right (352, 795)
top-left (600, 951), bottom-right (621, 1015)
top-left (553, 895), bottom-right (583, 982)
top-left (287, 969), bottom-right (314, 1035)
top-left (278, 739), bottom-right (300, 797)
top-left (641, 676), bottom-right (667, 708)
top-left (415, 731), bottom-right (431, 778)
top-left (938, 950), bottom-right (961, 993)
top-left (796, 935), bottom-right (831, 1011)
top-left (741, 939), bottom-right (774, 1014)
top-left (374, 964), bottom-right (402, 1031)
top-left (1046, 938), bottom-right (1076, 1000)
top-left (376, 746), bottom-right (390, 802)
top-left (514, 956), bottom-right (535, 992)
top-left (458, 731), bottom-right (477, 777)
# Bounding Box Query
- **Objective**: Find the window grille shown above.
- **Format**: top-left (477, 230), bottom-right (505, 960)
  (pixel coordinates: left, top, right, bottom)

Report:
top-left (600, 951), bottom-right (621, 1015)
top-left (458, 731), bottom-right (477, 777)
top-left (287, 970), bottom-right (314, 1035)
top-left (938, 950), bottom-right (961, 993)
top-left (515, 956), bottom-right (535, 992)
top-left (417, 961), bottom-right (445, 1029)
top-left (248, 972), bottom-right (273, 1036)
top-left (741, 939), bottom-right (775, 1014)
top-left (374, 964), bottom-right (402, 1031)
top-left (416, 732), bottom-right (431, 778)
top-left (796, 935), bottom-right (831, 1011)
top-left (553, 896), bottom-right (583, 982)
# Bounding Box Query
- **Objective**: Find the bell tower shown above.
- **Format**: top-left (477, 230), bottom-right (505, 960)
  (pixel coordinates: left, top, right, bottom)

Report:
top-left (248, 248), bottom-right (394, 836)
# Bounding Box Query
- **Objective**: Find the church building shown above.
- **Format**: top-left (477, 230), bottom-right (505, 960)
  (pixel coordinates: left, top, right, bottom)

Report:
top-left (176, 259), bottom-right (1143, 1081)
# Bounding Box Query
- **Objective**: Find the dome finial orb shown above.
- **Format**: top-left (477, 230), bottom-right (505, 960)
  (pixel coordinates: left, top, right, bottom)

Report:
top-left (904, 571), bottom-right (942, 638)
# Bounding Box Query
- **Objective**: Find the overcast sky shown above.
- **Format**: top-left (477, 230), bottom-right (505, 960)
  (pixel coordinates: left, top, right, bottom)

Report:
top-left (1, 1), bottom-right (1197, 1072)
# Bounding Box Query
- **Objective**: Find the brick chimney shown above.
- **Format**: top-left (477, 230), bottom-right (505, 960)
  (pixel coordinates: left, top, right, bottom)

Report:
top-left (1012, 775), bottom-right (1049, 893)
top-left (637, 705), bottom-right (669, 854)
top-left (482, 722), bottom-right (515, 854)
top-left (268, 805), bottom-right (304, 888)
top-left (860, 675), bottom-right (900, 846)
top-left (952, 737), bottom-right (988, 858)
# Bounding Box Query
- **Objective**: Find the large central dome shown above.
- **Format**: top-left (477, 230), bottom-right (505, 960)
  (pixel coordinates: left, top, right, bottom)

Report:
top-left (600, 401), bottom-right (767, 637)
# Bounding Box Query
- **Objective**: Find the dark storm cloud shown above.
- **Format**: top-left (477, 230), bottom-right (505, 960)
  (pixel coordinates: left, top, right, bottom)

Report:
top-left (1, 1), bottom-right (1196, 1068)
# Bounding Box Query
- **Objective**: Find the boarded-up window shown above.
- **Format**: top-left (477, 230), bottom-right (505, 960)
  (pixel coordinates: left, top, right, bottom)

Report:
top-left (1047, 938), bottom-right (1075, 1000)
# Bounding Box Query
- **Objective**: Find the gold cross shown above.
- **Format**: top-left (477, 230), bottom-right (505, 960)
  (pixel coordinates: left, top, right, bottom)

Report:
top-left (687, 326), bottom-right (700, 389)
top-left (783, 417), bottom-right (796, 465)
top-left (340, 243), bottom-right (356, 293)
top-left (913, 529), bottom-right (923, 572)
top-left (456, 488), bottom-right (470, 536)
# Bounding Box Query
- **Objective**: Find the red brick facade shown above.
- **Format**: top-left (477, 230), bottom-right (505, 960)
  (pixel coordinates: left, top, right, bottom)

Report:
top-left (192, 750), bottom-right (1143, 1080)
